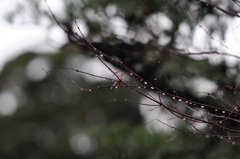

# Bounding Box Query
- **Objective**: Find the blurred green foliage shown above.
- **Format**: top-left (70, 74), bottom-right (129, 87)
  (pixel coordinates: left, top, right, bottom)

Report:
top-left (1, 0), bottom-right (240, 158)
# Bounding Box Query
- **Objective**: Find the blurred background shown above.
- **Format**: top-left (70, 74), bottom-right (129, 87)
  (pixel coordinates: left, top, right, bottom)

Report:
top-left (1, 0), bottom-right (240, 158)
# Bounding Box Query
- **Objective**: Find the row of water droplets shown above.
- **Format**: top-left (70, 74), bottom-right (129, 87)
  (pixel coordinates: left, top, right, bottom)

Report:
top-left (92, 46), bottom-right (240, 145)
top-left (93, 46), bottom-right (239, 121)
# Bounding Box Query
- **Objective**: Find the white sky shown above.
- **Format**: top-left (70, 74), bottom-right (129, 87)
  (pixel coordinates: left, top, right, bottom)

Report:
top-left (0, 1), bottom-right (240, 73)
top-left (0, 1), bottom-right (240, 81)
top-left (0, 0), bottom-right (67, 72)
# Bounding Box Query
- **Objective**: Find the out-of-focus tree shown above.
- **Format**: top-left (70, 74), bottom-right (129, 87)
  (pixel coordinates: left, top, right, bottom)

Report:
top-left (1, 0), bottom-right (240, 158)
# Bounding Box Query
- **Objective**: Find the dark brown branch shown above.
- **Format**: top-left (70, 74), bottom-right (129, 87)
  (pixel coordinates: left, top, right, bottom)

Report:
top-left (196, 0), bottom-right (240, 17)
